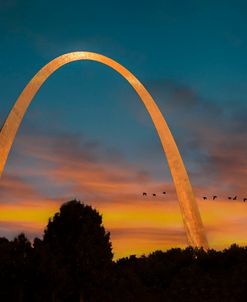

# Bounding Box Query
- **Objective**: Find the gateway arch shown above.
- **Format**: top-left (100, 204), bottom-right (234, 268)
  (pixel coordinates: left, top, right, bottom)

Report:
top-left (0, 52), bottom-right (209, 249)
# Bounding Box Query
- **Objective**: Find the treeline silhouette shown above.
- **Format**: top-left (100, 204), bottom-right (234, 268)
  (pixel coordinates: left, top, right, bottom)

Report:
top-left (0, 200), bottom-right (247, 302)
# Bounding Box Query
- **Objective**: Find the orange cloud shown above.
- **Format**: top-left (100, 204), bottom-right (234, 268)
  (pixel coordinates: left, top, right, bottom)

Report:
top-left (0, 132), bottom-right (246, 259)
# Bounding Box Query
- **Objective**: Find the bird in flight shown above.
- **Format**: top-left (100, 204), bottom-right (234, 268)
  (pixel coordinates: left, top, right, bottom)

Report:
top-left (213, 195), bottom-right (217, 200)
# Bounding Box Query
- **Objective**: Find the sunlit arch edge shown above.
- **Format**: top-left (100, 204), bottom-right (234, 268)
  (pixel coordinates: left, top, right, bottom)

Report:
top-left (0, 51), bottom-right (209, 249)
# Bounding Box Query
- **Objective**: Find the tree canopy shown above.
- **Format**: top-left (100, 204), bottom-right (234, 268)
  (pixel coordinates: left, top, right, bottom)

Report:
top-left (0, 200), bottom-right (247, 301)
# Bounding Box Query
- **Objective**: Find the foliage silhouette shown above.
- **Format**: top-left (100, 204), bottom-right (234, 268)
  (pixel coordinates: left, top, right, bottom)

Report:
top-left (39, 200), bottom-right (113, 301)
top-left (0, 200), bottom-right (247, 301)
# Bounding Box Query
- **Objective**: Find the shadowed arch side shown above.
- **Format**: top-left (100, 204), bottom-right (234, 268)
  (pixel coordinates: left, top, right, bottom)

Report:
top-left (0, 52), bottom-right (209, 249)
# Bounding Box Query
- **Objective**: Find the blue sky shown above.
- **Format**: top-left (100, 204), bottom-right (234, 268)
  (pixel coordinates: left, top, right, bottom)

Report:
top-left (0, 0), bottom-right (246, 191)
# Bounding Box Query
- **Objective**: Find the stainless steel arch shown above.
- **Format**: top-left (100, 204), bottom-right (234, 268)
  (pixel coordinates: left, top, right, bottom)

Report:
top-left (0, 52), bottom-right (209, 249)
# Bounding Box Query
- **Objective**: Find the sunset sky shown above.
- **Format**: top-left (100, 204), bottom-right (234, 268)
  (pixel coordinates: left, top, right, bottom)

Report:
top-left (0, 0), bottom-right (246, 259)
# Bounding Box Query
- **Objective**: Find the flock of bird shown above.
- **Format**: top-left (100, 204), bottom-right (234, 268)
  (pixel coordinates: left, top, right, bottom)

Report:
top-left (202, 195), bottom-right (247, 202)
top-left (142, 192), bottom-right (247, 202)
top-left (142, 191), bottom-right (166, 197)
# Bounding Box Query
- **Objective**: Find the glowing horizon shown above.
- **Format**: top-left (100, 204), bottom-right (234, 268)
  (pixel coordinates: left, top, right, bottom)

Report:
top-left (0, 131), bottom-right (246, 259)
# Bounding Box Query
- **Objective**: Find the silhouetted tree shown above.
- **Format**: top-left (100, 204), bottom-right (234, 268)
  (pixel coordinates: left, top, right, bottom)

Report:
top-left (0, 234), bottom-right (34, 301)
top-left (0, 237), bottom-right (12, 300)
top-left (40, 200), bottom-right (113, 302)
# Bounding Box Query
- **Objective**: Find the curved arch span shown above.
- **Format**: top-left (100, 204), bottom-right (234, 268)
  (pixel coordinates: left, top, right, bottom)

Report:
top-left (0, 52), bottom-right (208, 249)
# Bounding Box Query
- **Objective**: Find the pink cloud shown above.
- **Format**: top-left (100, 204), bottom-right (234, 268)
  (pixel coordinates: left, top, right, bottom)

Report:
top-left (0, 131), bottom-right (246, 258)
